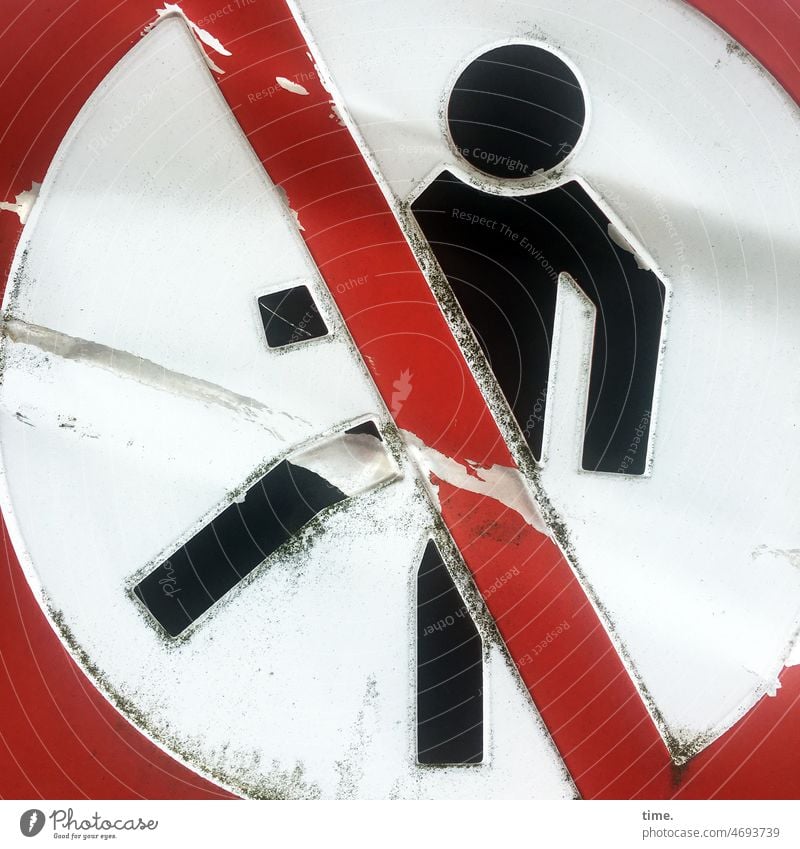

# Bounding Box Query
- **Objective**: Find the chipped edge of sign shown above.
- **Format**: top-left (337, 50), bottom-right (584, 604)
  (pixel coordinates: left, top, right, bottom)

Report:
top-left (402, 428), bottom-right (548, 536)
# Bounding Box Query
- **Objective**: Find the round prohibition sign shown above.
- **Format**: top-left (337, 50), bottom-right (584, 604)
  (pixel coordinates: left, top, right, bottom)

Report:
top-left (1, 0), bottom-right (800, 800)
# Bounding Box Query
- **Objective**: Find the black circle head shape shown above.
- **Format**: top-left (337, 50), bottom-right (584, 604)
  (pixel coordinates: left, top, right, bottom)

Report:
top-left (447, 43), bottom-right (586, 180)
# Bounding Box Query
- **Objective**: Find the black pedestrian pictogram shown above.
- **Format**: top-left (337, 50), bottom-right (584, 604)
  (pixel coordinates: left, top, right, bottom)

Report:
top-left (413, 44), bottom-right (667, 475)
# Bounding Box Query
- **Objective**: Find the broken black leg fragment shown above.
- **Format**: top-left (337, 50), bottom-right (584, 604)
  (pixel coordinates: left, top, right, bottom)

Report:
top-left (417, 540), bottom-right (483, 765)
top-left (134, 424), bottom-right (395, 637)
top-left (135, 461), bottom-right (345, 637)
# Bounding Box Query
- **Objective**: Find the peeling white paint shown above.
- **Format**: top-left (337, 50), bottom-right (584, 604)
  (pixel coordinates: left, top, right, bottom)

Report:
top-left (289, 206), bottom-right (304, 231)
top-left (304, 48), bottom-right (333, 95)
top-left (402, 429), bottom-right (549, 535)
top-left (607, 221), bottom-right (651, 270)
top-left (275, 184), bottom-right (305, 231)
top-left (291, 430), bottom-right (398, 496)
top-left (145, 3), bottom-right (231, 73)
top-left (3, 318), bottom-right (307, 440)
top-left (276, 76), bottom-right (310, 96)
top-left (328, 101), bottom-right (346, 127)
top-left (0, 182), bottom-right (40, 224)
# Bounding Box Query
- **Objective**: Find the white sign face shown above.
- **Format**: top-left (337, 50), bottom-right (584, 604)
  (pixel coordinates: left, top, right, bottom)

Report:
top-left (2, 0), bottom-right (800, 799)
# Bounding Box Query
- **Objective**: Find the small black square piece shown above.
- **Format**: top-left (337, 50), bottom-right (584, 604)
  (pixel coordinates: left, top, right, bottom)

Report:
top-left (258, 285), bottom-right (328, 348)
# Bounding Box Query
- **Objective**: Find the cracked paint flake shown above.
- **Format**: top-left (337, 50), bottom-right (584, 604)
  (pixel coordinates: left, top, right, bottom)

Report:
top-left (276, 76), bottom-right (310, 96)
top-left (275, 184), bottom-right (305, 231)
top-left (0, 182), bottom-right (41, 224)
top-left (144, 3), bottom-right (231, 73)
top-left (291, 429), bottom-right (398, 497)
top-left (401, 429), bottom-right (549, 535)
top-left (606, 221), bottom-right (651, 271)
top-left (328, 101), bottom-right (346, 127)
